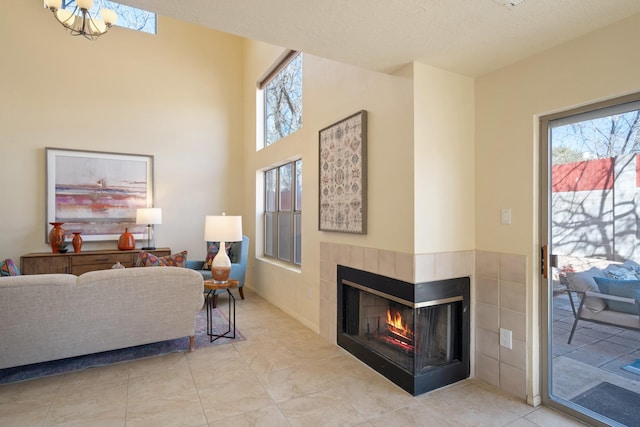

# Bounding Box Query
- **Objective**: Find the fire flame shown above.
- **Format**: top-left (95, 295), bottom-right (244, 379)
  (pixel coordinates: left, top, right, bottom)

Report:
top-left (386, 309), bottom-right (412, 337)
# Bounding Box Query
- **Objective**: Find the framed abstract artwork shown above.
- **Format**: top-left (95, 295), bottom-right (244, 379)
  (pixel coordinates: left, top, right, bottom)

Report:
top-left (318, 110), bottom-right (367, 234)
top-left (46, 148), bottom-right (154, 242)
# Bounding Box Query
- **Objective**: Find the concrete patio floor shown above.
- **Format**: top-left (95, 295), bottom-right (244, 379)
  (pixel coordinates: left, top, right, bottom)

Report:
top-left (551, 291), bottom-right (640, 401)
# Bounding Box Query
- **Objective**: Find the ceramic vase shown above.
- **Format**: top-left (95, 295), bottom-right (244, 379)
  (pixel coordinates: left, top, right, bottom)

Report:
top-left (49, 222), bottom-right (65, 254)
top-left (72, 232), bottom-right (83, 253)
top-left (118, 228), bottom-right (135, 250)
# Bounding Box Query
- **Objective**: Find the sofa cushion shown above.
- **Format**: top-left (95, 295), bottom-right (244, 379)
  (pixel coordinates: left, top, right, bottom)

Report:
top-left (136, 250), bottom-right (188, 268)
top-left (565, 267), bottom-right (607, 313)
top-left (0, 259), bottom-right (20, 276)
top-left (593, 277), bottom-right (640, 315)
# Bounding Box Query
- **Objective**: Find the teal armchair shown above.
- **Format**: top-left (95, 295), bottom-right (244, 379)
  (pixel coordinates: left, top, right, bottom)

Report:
top-left (186, 235), bottom-right (249, 307)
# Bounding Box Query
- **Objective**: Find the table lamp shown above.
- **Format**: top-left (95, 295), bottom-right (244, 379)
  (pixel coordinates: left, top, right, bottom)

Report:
top-left (204, 213), bottom-right (242, 283)
top-left (136, 208), bottom-right (162, 250)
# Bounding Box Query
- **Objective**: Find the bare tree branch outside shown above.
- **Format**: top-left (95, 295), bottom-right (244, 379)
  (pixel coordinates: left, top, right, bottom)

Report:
top-left (264, 54), bottom-right (302, 147)
top-left (551, 108), bottom-right (640, 262)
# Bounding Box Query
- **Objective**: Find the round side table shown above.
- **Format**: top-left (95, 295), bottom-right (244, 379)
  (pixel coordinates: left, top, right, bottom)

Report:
top-left (203, 279), bottom-right (238, 342)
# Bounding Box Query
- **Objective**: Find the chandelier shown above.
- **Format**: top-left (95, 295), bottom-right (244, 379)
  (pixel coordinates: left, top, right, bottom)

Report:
top-left (45, 0), bottom-right (117, 40)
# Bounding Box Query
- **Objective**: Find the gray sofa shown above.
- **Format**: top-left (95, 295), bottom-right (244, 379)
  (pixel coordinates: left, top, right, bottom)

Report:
top-left (0, 267), bottom-right (204, 370)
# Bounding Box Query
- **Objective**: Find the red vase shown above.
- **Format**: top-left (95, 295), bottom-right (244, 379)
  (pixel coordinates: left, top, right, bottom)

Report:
top-left (49, 222), bottom-right (65, 254)
top-left (72, 232), bottom-right (83, 253)
top-left (118, 228), bottom-right (135, 250)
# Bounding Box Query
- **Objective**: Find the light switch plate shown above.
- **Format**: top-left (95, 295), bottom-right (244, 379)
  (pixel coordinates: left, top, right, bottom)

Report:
top-left (501, 208), bottom-right (512, 225)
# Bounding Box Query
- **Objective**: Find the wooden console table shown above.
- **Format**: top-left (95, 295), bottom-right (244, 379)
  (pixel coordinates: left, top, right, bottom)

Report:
top-left (20, 248), bottom-right (171, 275)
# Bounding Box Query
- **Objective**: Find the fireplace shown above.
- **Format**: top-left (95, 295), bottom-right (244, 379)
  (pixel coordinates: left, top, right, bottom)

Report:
top-left (337, 265), bottom-right (470, 396)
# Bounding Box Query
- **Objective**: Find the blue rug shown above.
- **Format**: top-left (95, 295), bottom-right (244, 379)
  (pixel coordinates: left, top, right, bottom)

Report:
top-left (0, 308), bottom-right (243, 385)
top-left (623, 358), bottom-right (640, 376)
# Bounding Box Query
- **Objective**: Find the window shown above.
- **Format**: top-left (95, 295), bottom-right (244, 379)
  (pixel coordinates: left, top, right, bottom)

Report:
top-left (264, 160), bottom-right (302, 266)
top-left (259, 51), bottom-right (302, 147)
top-left (58, 0), bottom-right (157, 34)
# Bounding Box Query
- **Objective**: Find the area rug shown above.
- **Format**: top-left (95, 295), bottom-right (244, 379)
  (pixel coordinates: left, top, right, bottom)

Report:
top-left (571, 382), bottom-right (640, 427)
top-left (622, 358), bottom-right (640, 376)
top-left (0, 308), bottom-right (244, 385)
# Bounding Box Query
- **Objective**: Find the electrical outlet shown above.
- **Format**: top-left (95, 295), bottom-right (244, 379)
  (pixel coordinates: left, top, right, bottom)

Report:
top-left (500, 328), bottom-right (512, 349)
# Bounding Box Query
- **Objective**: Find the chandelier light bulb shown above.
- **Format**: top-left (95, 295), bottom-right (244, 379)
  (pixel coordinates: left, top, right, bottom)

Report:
top-left (76, 0), bottom-right (94, 11)
top-left (45, 0), bottom-right (62, 11)
top-left (90, 18), bottom-right (107, 33)
top-left (56, 8), bottom-right (75, 26)
top-left (101, 9), bottom-right (118, 26)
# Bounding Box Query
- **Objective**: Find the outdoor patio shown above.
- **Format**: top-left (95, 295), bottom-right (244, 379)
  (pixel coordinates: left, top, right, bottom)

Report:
top-left (551, 291), bottom-right (640, 400)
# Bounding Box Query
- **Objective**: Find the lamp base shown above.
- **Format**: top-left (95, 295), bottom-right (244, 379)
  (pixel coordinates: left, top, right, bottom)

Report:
top-left (141, 246), bottom-right (156, 250)
top-left (211, 266), bottom-right (231, 284)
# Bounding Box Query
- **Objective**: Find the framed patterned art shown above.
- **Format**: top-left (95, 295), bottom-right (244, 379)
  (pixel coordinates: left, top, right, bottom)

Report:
top-left (318, 110), bottom-right (367, 234)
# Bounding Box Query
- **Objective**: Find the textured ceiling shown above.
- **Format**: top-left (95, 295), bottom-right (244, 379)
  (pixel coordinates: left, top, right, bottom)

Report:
top-left (119, 0), bottom-right (640, 76)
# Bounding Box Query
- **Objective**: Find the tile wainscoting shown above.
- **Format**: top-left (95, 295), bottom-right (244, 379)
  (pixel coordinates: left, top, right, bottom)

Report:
top-left (319, 243), bottom-right (528, 401)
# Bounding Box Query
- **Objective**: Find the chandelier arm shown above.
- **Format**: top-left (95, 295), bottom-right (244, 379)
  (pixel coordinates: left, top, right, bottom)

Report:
top-left (48, 5), bottom-right (110, 41)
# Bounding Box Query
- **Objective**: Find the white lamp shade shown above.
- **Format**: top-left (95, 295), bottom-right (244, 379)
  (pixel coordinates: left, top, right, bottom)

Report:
top-left (204, 215), bottom-right (242, 243)
top-left (76, 0), bottom-right (94, 10)
top-left (45, 0), bottom-right (62, 10)
top-left (101, 8), bottom-right (117, 26)
top-left (136, 208), bottom-right (162, 225)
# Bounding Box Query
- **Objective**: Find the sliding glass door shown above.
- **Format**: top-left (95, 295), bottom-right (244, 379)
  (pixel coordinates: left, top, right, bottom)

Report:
top-left (541, 93), bottom-right (640, 426)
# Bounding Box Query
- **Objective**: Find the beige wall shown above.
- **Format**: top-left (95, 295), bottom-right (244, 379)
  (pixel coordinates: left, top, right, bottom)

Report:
top-left (242, 41), bottom-right (414, 330)
top-left (413, 63), bottom-right (475, 254)
top-left (475, 12), bottom-right (640, 404)
top-left (0, 1), bottom-right (244, 262)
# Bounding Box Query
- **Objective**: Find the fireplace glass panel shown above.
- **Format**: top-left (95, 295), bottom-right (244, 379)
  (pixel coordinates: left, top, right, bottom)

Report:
top-left (343, 284), bottom-right (463, 376)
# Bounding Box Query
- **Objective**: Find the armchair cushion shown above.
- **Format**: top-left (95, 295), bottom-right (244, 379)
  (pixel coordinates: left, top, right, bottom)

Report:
top-left (594, 277), bottom-right (640, 315)
top-left (566, 267), bottom-right (607, 313)
top-left (0, 259), bottom-right (20, 276)
top-left (203, 242), bottom-right (232, 270)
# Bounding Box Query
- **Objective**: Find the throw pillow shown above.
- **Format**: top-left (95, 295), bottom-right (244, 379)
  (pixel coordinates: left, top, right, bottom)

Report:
top-left (0, 258), bottom-right (20, 276)
top-left (593, 277), bottom-right (640, 315)
top-left (565, 267), bottom-right (607, 313)
top-left (203, 242), bottom-right (232, 270)
top-left (604, 264), bottom-right (638, 280)
top-left (619, 259), bottom-right (640, 278)
top-left (136, 251), bottom-right (188, 268)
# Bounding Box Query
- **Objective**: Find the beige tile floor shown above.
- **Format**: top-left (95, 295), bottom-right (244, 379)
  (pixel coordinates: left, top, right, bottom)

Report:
top-left (0, 288), bottom-right (586, 427)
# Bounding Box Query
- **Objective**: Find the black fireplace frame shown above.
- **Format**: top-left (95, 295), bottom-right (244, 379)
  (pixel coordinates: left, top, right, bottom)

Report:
top-left (337, 265), bottom-right (470, 396)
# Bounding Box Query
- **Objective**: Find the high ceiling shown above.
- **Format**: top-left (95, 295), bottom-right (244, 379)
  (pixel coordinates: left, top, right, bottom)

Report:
top-left (119, 0), bottom-right (640, 76)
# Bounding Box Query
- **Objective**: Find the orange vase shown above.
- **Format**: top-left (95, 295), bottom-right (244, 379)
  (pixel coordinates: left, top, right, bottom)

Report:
top-left (49, 222), bottom-right (65, 254)
top-left (72, 232), bottom-right (83, 253)
top-left (118, 228), bottom-right (135, 250)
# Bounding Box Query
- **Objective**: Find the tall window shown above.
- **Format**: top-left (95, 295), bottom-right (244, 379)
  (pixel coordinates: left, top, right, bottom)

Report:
top-left (259, 51), bottom-right (302, 147)
top-left (265, 160), bottom-right (302, 266)
top-left (59, 0), bottom-right (157, 34)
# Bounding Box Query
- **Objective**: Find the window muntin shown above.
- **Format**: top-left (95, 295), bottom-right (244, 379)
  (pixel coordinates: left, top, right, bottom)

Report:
top-left (264, 160), bottom-right (302, 266)
top-left (262, 53), bottom-right (302, 147)
top-left (59, 0), bottom-right (157, 34)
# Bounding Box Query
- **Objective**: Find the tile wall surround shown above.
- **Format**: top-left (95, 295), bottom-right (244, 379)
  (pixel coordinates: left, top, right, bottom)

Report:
top-left (475, 250), bottom-right (527, 400)
top-left (319, 242), bottom-right (528, 402)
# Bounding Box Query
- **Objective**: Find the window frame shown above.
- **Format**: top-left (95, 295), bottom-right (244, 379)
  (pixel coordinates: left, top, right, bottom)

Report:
top-left (264, 159), bottom-right (302, 266)
top-left (258, 50), bottom-right (302, 148)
